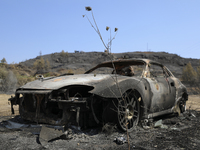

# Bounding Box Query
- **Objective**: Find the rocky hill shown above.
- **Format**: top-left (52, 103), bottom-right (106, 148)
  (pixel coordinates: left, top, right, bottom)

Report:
top-left (20, 51), bottom-right (200, 79)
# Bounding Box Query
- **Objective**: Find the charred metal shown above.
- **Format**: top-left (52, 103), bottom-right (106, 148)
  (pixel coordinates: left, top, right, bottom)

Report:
top-left (9, 59), bottom-right (188, 132)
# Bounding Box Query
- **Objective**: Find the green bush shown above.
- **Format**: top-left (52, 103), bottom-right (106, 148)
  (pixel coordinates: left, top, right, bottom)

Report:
top-left (1, 58), bottom-right (7, 64)
top-left (0, 68), bottom-right (18, 92)
top-left (34, 57), bottom-right (45, 71)
top-left (182, 62), bottom-right (197, 83)
top-left (45, 59), bottom-right (50, 70)
top-left (0, 66), bottom-right (8, 80)
top-left (60, 50), bottom-right (68, 57)
top-left (196, 60), bottom-right (200, 82)
top-left (16, 74), bottom-right (34, 87)
top-left (33, 57), bottom-right (51, 72)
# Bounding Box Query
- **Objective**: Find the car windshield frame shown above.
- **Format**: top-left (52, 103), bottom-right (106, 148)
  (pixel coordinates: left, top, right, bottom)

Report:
top-left (85, 59), bottom-right (146, 77)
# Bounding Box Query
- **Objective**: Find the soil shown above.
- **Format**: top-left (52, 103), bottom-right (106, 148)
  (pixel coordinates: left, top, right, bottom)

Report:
top-left (0, 94), bottom-right (200, 150)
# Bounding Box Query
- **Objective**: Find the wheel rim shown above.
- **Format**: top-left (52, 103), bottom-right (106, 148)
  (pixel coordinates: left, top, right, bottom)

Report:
top-left (118, 92), bottom-right (140, 132)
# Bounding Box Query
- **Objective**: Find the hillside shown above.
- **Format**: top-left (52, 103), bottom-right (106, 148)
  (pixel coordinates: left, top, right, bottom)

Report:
top-left (1, 51), bottom-right (199, 94)
top-left (20, 51), bottom-right (200, 78)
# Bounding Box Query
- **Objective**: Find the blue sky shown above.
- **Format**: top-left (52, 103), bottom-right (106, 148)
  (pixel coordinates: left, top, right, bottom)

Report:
top-left (1, 0), bottom-right (200, 64)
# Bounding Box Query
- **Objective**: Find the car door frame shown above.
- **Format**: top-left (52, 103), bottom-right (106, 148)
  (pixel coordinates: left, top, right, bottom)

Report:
top-left (147, 63), bottom-right (176, 113)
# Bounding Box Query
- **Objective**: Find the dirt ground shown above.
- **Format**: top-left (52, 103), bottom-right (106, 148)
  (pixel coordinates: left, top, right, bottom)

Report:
top-left (0, 94), bottom-right (200, 150)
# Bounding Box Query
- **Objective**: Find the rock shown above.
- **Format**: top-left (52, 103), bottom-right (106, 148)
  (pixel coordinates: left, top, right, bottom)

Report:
top-left (154, 119), bottom-right (163, 128)
top-left (154, 119), bottom-right (168, 129)
top-left (161, 125), bottom-right (168, 129)
top-left (143, 125), bottom-right (151, 130)
top-left (114, 136), bottom-right (126, 145)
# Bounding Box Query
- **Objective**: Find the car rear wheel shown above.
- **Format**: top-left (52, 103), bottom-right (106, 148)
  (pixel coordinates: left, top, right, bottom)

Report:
top-left (118, 91), bottom-right (140, 132)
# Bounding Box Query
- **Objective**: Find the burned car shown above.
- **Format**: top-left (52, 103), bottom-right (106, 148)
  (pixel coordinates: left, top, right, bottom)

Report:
top-left (9, 59), bottom-right (188, 132)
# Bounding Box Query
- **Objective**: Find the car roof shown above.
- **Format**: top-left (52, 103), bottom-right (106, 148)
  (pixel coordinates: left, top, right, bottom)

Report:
top-left (85, 58), bottom-right (163, 74)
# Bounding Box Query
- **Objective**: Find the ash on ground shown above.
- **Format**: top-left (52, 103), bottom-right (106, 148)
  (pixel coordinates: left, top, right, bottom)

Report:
top-left (0, 111), bottom-right (200, 150)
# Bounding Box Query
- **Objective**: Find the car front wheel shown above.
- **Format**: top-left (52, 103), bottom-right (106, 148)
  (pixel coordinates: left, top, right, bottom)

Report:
top-left (117, 91), bottom-right (140, 132)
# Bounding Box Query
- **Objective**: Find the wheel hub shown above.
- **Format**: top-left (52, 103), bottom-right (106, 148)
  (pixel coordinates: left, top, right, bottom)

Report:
top-left (126, 105), bottom-right (134, 120)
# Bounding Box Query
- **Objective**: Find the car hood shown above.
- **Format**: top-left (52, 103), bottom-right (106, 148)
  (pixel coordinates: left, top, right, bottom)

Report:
top-left (19, 74), bottom-right (117, 90)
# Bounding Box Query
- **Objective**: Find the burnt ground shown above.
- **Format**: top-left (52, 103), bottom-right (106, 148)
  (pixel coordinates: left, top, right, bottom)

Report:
top-left (0, 110), bottom-right (200, 150)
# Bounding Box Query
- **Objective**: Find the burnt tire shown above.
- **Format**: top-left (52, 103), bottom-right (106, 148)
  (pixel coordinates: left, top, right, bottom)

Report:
top-left (117, 91), bottom-right (140, 132)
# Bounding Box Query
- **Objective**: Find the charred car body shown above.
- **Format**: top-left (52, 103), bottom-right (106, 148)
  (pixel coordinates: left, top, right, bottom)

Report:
top-left (9, 59), bottom-right (188, 132)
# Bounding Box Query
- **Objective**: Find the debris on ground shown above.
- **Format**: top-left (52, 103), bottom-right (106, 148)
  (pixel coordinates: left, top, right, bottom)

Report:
top-left (154, 119), bottom-right (168, 129)
top-left (5, 120), bottom-right (29, 129)
top-left (39, 125), bottom-right (64, 146)
top-left (102, 123), bottom-right (117, 135)
top-left (114, 136), bottom-right (127, 145)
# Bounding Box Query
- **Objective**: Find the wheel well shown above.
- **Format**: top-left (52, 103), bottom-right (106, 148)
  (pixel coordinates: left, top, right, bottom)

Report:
top-left (182, 92), bottom-right (188, 101)
top-left (179, 92), bottom-right (188, 113)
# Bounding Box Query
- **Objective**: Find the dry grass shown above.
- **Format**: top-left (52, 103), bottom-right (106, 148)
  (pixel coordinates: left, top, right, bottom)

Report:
top-left (187, 95), bottom-right (200, 111)
top-left (0, 94), bottom-right (19, 116)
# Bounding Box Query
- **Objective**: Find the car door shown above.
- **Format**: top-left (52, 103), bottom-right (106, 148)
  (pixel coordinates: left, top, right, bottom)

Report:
top-left (148, 63), bottom-right (176, 112)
